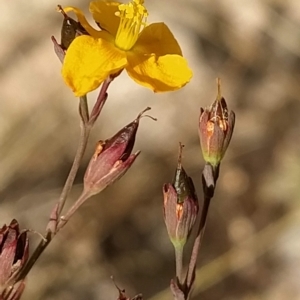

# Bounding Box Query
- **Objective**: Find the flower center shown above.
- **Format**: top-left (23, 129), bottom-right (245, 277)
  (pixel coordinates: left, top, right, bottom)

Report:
top-left (115, 0), bottom-right (148, 51)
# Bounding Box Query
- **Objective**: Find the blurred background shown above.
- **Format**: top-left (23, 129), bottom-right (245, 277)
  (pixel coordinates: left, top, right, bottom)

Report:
top-left (1, 0), bottom-right (300, 299)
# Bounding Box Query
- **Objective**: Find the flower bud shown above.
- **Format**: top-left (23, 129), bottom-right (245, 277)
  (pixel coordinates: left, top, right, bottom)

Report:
top-left (57, 5), bottom-right (88, 50)
top-left (52, 6), bottom-right (90, 63)
top-left (0, 220), bottom-right (28, 300)
top-left (163, 145), bottom-right (199, 249)
top-left (84, 108), bottom-right (154, 196)
top-left (198, 79), bottom-right (235, 168)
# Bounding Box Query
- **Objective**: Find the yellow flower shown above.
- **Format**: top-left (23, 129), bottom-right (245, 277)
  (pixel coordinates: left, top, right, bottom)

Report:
top-left (62, 0), bottom-right (193, 97)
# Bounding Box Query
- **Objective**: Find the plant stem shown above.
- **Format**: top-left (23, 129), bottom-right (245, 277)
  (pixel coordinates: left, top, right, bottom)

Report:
top-left (89, 77), bottom-right (112, 126)
top-left (11, 98), bottom-right (91, 286)
top-left (175, 245), bottom-right (184, 284)
top-left (56, 96), bottom-right (90, 218)
top-left (56, 189), bottom-right (92, 232)
top-left (12, 232), bottom-right (52, 286)
top-left (185, 195), bottom-right (211, 289)
top-left (56, 121), bottom-right (90, 217)
top-left (8, 78), bottom-right (114, 293)
top-left (185, 163), bottom-right (218, 290)
top-left (79, 95), bottom-right (89, 125)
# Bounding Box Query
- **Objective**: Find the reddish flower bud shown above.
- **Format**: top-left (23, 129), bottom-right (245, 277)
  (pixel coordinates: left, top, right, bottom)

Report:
top-left (0, 220), bottom-right (28, 300)
top-left (198, 79), bottom-right (235, 167)
top-left (163, 145), bottom-right (199, 248)
top-left (84, 108), bottom-right (154, 196)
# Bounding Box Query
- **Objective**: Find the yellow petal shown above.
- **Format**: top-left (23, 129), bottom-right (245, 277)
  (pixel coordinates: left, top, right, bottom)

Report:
top-left (134, 23), bottom-right (182, 56)
top-left (90, 1), bottom-right (121, 37)
top-left (126, 53), bottom-right (193, 92)
top-left (62, 35), bottom-right (127, 97)
top-left (63, 6), bottom-right (102, 38)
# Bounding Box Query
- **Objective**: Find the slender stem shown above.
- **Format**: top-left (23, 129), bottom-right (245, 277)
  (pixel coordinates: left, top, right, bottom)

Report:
top-left (185, 162), bottom-right (218, 289)
top-left (11, 99), bottom-right (91, 286)
top-left (12, 232), bottom-right (52, 285)
top-left (56, 189), bottom-right (92, 232)
top-left (7, 81), bottom-right (114, 293)
top-left (185, 195), bottom-right (211, 288)
top-left (56, 99), bottom-right (91, 218)
top-left (89, 77), bottom-right (112, 126)
top-left (12, 121), bottom-right (90, 283)
top-left (175, 245), bottom-right (184, 284)
top-left (79, 95), bottom-right (89, 125)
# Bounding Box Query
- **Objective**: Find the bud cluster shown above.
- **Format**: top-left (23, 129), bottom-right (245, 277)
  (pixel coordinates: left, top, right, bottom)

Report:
top-left (162, 79), bottom-right (235, 299)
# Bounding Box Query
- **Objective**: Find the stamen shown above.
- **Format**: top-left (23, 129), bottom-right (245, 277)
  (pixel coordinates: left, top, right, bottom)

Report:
top-left (114, 0), bottom-right (148, 51)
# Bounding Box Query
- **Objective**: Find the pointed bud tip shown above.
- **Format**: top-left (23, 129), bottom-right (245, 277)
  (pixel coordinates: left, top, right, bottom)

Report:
top-left (135, 107), bottom-right (157, 123)
top-left (216, 77), bottom-right (222, 101)
top-left (173, 145), bottom-right (196, 204)
top-left (137, 106), bottom-right (151, 118)
top-left (177, 142), bottom-right (184, 169)
top-left (56, 5), bottom-right (67, 18)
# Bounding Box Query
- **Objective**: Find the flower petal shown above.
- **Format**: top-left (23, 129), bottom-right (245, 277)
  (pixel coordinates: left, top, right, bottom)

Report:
top-left (134, 23), bottom-right (183, 56)
top-left (126, 53), bottom-right (193, 92)
top-left (62, 35), bottom-right (127, 96)
top-left (90, 1), bottom-right (121, 37)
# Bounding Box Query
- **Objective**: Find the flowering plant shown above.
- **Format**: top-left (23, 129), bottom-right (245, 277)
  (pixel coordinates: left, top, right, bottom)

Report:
top-left (61, 0), bottom-right (192, 96)
top-left (0, 1), bottom-right (235, 300)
